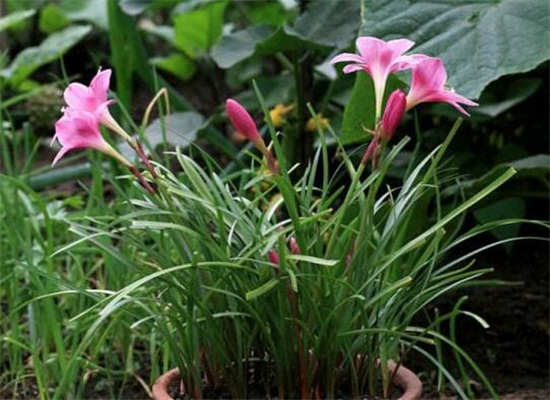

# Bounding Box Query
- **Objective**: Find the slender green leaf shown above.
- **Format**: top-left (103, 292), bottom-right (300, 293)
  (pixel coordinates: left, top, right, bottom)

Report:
top-left (245, 278), bottom-right (279, 301)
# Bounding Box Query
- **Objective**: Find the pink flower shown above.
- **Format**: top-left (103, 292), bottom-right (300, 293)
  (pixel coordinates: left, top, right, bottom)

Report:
top-left (380, 89), bottom-right (406, 140)
top-left (226, 99), bottom-right (267, 153)
top-left (64, 68), bottom-right (132, 141)
top-left (52, 108), bottom-right (131, 167)
top-left (406, 57), bottom-right (478, 115)
top-left (331, 36), bottom-right (424, 118)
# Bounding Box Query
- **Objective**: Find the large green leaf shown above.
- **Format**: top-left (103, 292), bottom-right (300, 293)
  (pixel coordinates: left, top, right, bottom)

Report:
top-left (118, 0), bottom-right (153, 16)
top-left (211, 25), bottom-right (307, 69)
top-left (144, 111), bottom-right (205, 149)
top-left (39, 4), bottom-right (70, 34)
top-left (211, 25), bottom-right (272, 69)
top-left (61, 0), bottom-right (108, 30)
top-left (475, 78), bottom-right (542, 118)
top-left (173, 0), bottom-right (227, 58)
top-left (211, 0), bottom-right (360, 69)
top-left (340, 74), bottom-right (403, 144)
top-left (284, 0), bottom-right (360, 48)
top-left (361, 0), bottom-right (550, 99)
top-left (473, 197), bottom-right (525, 253)
top-left (151, 53), bottom-right (196, 81)
top-left (1, 25), bottom-right (92, 85)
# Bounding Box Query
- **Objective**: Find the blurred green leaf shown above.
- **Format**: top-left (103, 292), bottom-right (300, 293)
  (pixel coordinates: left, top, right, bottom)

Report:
top-left (475, 78), bottom-right (542, 117)
top-left (509, 154), bottom-right (550, 172)
top-left (173, 0), bottom-right (227, 58)
top-left (151, 53), bottom-right (196, 80)
top-left (249, 1), bottom-right (290, 27)
top-left (119, 112), bottom-right (206, 160)
top-left (62, 0), bottom-right (108, 30)
top-left (118, 0), bottom-right (152, 16)
top-left (211, 25), bottom-right (272, 69)
top-left (0, 9), bottom-right (35, 32)
top-left (107, 0), bottom-right (193, 112)
top-left (473, 197), bottom-right (525, 253)
top-left (144, 111), bottom-right (206, 149)
top-left (141, 22), bottom-right (174, 44)
top-left (444, 154), bottom-right (550, 198)
top-left (284, 0), bottom-right (360, 48)
top-left (39, 4), bottom-right (70, 34)
top-left (1, 25), bottom-right (92, 86)
top-left (212, 25), bottom-right (307, 69)
top-left (362, 0), bottom-right (550, 99)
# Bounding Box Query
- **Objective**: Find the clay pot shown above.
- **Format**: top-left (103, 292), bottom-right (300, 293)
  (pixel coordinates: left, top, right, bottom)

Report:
top-left (152, 362), bottom-right (422, 400)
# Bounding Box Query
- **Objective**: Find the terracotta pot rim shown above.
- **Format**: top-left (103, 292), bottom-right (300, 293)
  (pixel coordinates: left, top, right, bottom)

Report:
top-left (152, 361), bottom-right (422, 400)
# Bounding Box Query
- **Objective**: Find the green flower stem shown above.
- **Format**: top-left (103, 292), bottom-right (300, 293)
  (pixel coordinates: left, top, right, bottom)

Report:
top-left (325, 161), bottom-right (366, 258)
top-left (282, 53), bottom-right (313, 173)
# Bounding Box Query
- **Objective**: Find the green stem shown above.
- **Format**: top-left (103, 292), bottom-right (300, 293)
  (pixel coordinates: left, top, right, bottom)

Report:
top-left (283, 52), bottom-right (313, 173)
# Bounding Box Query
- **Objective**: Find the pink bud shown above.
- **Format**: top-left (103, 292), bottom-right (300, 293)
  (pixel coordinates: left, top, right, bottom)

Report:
top-left (380, 89), bottom-right (406, 140)
top-left (360, 137), bottom-right (380, 166)
top-left (345, 244), bottom-right (355, 266)
top-left (289, 237), bottom-right (300, 254)
top-left (268, 249), bottom-right (280, 265)
top-left (226, 99), bottom-right (267, 154)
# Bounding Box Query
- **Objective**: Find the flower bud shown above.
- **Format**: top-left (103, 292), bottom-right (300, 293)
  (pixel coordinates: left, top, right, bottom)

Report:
top-left (289, 236), bottom-right (300, 255)
top-left (226, 99), bottom-right (268, 155)
top-left (380, 89), bottom-right (406, 140)
top-left (268, 249), bottom-right (280, 265)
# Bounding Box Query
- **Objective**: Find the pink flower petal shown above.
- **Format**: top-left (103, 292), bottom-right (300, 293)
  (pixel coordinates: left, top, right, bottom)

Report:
top-left (90, 69), bottom-right (111, 103)
top-left (64, 83), bottom-right (96, 111)
top-left (330, 53), bottom-right (365, 65)
top-left (52, 147), bottom-right (71, 166)
top-left (406, 57), bottom-right (477, 115)
top-left (52, 109), bottom-right (111, 164)
top-left (342, 64), bottom-right (367, 74)
top-left (63, 69), bottom-right (113, 119)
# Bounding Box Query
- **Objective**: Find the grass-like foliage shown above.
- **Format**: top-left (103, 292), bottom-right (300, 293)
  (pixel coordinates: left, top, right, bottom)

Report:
top-left (55, 100), bottom-right (528, 399)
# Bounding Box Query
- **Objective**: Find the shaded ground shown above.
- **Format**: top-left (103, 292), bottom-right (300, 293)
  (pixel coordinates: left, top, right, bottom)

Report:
top-left (417, 238), bottom-right (549, 399)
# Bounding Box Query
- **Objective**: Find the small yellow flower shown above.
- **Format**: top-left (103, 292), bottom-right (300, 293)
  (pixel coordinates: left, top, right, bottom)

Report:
top-left (269, 104), bottom-right (294, 128)
top-left (306, 113), bottom-right (330, 132)
top-left (262, 193), bottom-right (282, 212)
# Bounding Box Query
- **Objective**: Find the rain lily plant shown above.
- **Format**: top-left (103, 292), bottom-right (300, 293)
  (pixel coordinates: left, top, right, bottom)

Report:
top-left (54, 37), bottom-right (518, 399)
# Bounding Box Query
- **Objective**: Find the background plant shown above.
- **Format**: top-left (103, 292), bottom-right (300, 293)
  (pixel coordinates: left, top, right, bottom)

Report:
top-left (0, 0), bottom-right (548, 399)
